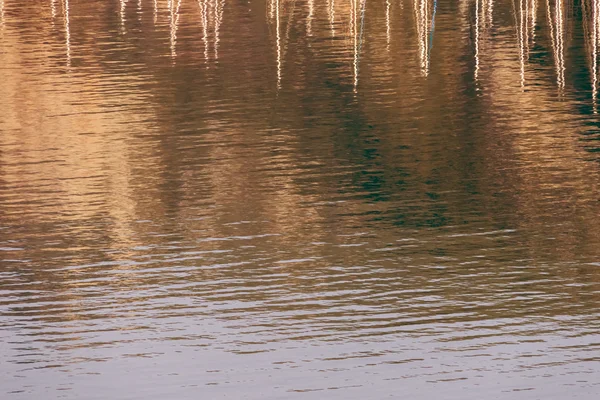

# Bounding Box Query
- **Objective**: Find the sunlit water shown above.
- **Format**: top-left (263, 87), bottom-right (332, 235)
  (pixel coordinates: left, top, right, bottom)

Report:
top-left (1, 0), bottom-right (599, 399)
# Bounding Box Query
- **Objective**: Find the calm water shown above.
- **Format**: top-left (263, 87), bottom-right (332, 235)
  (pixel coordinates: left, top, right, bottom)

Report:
top-left (1, 0), bottom-right (599, 399)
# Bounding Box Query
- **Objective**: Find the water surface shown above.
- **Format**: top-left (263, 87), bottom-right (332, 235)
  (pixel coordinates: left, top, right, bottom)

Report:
top-left (0, 0), bottom-right (599, 399)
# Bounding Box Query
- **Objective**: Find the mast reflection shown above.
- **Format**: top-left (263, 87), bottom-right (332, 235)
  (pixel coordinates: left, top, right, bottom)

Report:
top-left (63, 0), bottom-right (71, 68)
top-left (170, 0), bottom-right (182, 61)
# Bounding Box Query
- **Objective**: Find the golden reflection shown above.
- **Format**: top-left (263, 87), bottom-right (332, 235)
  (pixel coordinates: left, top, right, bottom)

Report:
top-left (475, 0), bottom-right (480, 81)
top-left (170, 0), bottom-right (182, 61)
top-left (307, 0), bottom-right (313, 37)
top-left (547, 0), bottom-right (565, 91)
top-left (584, 0), bottom-right (600, 112)
top-left (120, 0), bottom-right (128, 34)
top-left (214, 0), bottom-right (225, 62)
top-left (63, 0), bottom-right (71, 68)
top-left (414, 0), bottom-right (431, 76)
top-left (276, 0), bottom-right (281, 89)
top-left (328, 0), bottom-right (335, 37)
top-left (513, 0), bottom-right (537, 88)
top-left (154, 0), bottom-right (158, 24)
top-left (1, 0), bottom-right (4, 31)
top-left (592, 0), bottom-right (597, 113)
top-left (51, 0), bottom-right (57, 20)
top-left (199, 0), bottom-right (209, 63)
top-left (386, 0), bottom-right (391, 49)
top-left (352, 0), bottom-right (367, 91)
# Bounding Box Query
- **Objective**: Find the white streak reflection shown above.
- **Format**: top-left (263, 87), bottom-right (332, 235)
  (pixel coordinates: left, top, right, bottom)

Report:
top-left (51, 0), bottom-right (57, 20)
top-left (547, 0), bottom-right (565, 91)
top-left (214, 0), bottom-right (225, 62)
top-left (475, 0), bottom-right (480, 82)
top-left (199, 0), bottom-right (209, 64)
top-left (0, 0), bottom-right (4, 31)
top-left (154, 0), bottom-right (158, 24)
top-left (120, 0), bottom-right (128, 34)
top-left (63, 0), bottom-right (71, 68)
top-left (276, 0), bottom-right (281, 89)
top-left (328, 0), bottom-right (335, 37)
top-left (386, 0), bottom-right (391, 49)
top-left (307, 0), bottom-right (314, 37)
top-left (170, 0), bottom-right (182, 61)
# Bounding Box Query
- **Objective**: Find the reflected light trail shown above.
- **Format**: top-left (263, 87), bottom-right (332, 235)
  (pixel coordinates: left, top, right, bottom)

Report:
top-left (199, 0), bottom-right (209, 64)
top-left (386, 0), bottom-right (391, 49)
top-left (154, 0), bottom-right (158, 24)
top-left (555, 0), bottom-right (565, 90)
top-left (63, 0), bottom-right (71, 68)
top-left (475, 0), bottom-right (480, 82)
top-left (51, 0), bottom-right (57, 20)
top-left (353, 0), bottom-right (367, 92)
top-left (307, 0), bottom-right (314, 37)
top-left (214, 0), bottom-right (225, 62)
top-left (170, 0), bottom-right (182, 61)
top-left (414, 0), bottom-right (430, 76)
top-left (1, 0), bottom-right (4, 31)
top-left (518, 0), bottom-right (526, 88)
top-left (120, 0), bottom-right (128, 34)
top-left (328, 0), bottom-right (335, 37)
top-left (276, 0), bottom-right (281, 89)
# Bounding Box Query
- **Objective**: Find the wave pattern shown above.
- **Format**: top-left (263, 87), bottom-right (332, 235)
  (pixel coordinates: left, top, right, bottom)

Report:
top-left (1, 0), bottom-right (599, 399)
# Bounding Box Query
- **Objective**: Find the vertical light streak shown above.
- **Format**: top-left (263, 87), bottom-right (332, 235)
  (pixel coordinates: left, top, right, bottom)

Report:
top-left (328, 0), bottom-right (335, 36)
top-left (414, 0), bottom-right (429, 76)
top-left (307, 0), bottom-right (314, 36)
top-left (120, 0), bottom-right (128, 34)
top-left (51, 0), bottom-right (58, 20)
top-left (531, 0), bottom-right (537, 43)
top-left (276, 0), bottom-right (281, 89)
top-left (0, 0), bottom-right (5, 32)
top-left (64, 0), bottom-right (71, 68)
top-left (352, 0), bottom-right (358, 90)
top-left (593, 0), bottom-right (598, 113)
top-left (154, 0), bottom-right (158, 24)
top-left (170, 0), bottom-right (182, 61)
top-left (475, 0), bottom-right (480, 82)
top-left (516, 0), bottom-right (525, 88)
top-left (556, 0), bottom-right (565, 91)
top-left (199, 0), bottom-right (209, 63)
top-left (214, 0), bottom-right (224, 62)
top-left (353, 0), bottom-right (366, 92)
top-left (386, 0), bottom-right (391, 49)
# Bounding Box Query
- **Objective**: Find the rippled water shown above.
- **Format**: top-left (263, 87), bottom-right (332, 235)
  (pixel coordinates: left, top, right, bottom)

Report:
top-left (1, 0), bottom-right (599, 399)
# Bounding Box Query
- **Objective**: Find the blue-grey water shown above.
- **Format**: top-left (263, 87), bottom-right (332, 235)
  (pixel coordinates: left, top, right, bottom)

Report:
top-left (0, 0), bottom-right (599, 399)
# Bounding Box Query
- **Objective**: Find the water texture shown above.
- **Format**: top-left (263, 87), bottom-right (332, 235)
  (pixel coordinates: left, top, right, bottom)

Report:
top-left (0, 0), bottom-right (599, 399)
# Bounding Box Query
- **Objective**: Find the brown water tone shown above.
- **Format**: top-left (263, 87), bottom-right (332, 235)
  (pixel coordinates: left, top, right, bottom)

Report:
top-left (0, 0), bottom-right (599, 399)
